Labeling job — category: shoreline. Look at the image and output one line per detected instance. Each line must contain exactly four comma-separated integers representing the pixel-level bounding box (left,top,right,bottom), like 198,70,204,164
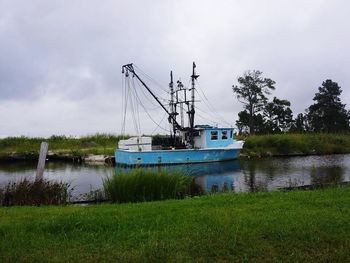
2,133,350,164
1,151,350,165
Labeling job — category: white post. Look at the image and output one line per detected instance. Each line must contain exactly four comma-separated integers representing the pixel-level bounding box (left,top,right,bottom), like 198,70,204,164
36,142,48,181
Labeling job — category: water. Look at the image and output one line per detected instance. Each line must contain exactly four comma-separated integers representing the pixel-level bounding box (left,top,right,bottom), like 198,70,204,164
1,154,350,200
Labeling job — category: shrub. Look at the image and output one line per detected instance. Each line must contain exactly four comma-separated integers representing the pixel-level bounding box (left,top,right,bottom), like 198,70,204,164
0,178,70,206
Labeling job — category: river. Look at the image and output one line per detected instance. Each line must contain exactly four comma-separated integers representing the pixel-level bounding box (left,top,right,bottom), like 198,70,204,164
1,154,349,200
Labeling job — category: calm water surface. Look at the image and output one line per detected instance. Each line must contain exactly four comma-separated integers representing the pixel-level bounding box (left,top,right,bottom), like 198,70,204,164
1,154,350,200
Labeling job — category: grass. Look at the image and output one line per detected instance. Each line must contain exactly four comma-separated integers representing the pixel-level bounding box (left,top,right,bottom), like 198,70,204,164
0,178,70,206
2,133,350,159
0,134,127,158
0,187,349,262
242,133,350,157
103,169,201,203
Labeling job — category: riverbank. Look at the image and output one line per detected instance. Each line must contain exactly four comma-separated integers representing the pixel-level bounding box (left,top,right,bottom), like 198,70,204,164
241,133,350,157
0,134,123,163
0,186,349,262
2,133,350,162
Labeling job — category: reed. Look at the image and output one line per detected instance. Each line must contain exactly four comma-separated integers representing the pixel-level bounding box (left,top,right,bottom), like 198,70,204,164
0,178,70,206
242,133,350,157
0,133,128,157
103,169,201,203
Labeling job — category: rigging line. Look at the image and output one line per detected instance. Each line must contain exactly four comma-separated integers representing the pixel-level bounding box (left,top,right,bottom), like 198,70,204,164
131,78,170,133
194,105,217,120
134,65,170,96
195,81,232,126
185,78,191,89
128,77,140,135
133,64,170,94
128,76,142,135
195,80,225,115
132,68,170,104
151,112,168,135
194,83,232,126
194,104,233,127
134,80,165,111
133,71,172,108
195,110,219,126
194,104,227,124
135,79,160,108
121,76,130,135
120,73,125,135
131,77,141,134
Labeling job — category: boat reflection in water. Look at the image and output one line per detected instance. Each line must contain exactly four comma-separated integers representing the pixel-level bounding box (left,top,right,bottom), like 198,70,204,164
115,160,242,193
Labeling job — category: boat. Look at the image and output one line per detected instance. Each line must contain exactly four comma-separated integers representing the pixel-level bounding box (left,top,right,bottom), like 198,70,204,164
115,63,244,166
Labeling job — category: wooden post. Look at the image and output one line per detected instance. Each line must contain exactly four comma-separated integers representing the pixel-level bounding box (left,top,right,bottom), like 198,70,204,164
36,142,48,181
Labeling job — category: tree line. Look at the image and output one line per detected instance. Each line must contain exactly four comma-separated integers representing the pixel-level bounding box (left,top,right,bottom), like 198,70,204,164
232,70,350,134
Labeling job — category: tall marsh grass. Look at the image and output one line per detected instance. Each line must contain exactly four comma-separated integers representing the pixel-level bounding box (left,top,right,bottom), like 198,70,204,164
103,169,202,203
242,133,350,157
0,133,128,156
0,178,70,206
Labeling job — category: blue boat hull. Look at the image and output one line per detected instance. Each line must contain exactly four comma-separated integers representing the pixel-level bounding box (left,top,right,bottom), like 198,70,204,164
115,148,241,166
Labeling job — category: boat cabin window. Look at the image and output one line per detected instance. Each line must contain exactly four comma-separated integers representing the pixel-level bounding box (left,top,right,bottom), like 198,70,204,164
210,131,218,140
230,130,233,138
222,131,228,140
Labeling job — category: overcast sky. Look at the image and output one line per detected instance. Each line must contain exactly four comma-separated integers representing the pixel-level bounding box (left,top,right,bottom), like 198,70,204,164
0,0,349,137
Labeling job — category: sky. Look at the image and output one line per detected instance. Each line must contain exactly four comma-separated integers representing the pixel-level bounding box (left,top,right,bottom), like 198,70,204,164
0,0,349,137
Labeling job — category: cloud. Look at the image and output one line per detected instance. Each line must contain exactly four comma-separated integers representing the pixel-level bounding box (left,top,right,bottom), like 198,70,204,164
0,0,349,136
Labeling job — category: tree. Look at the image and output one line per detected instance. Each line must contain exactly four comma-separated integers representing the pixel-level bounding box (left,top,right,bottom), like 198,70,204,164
263,97,293,133
307,80,349,132
290,113,306,133
236,110,265,134
233,70,275,134
236,110,250,134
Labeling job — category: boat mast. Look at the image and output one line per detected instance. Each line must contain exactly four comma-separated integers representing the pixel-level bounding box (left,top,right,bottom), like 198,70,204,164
177,81,185,128
169,71,178,145
188,62,199,148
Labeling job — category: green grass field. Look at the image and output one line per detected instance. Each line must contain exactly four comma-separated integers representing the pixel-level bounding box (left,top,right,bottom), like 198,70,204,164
0,187,349,262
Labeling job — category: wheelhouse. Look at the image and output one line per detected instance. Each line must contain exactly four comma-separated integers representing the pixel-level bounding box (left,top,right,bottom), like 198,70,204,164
193,126,236,149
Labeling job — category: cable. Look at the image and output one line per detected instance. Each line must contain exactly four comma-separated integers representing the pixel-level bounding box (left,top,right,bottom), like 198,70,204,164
134,64,170,94
131,80,170,133
195,80,232,126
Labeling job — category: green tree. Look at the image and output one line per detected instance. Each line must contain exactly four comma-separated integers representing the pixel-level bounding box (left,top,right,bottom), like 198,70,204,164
307,80,349,132
290,113,307,133
236,111,265,134
233,70,275,134
263,97,293,133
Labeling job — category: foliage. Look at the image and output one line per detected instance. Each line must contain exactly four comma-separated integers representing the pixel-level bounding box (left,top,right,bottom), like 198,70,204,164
0,187,349,262
290,113,307,133
0,133,128,157
103,169,202,203
264,97,293,133
242,133,350,157
236,111,265,134
0,178,70,206
232,70,275,133
307,80,350,132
